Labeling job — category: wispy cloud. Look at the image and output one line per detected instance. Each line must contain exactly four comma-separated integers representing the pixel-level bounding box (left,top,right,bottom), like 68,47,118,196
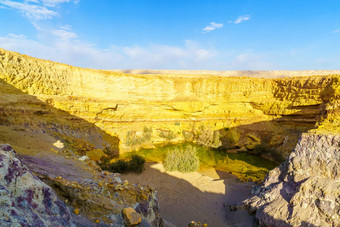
230,52,273,70
41,0,68,6
0,0,57,19
234,15,251,24
202,22,223,33
332,28,340,33
0,27,217,70
7,33,27,39
0,0,78,20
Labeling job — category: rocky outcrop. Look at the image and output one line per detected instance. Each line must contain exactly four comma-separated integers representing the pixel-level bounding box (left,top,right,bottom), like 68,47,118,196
0,144,162,226
0,144,76,226
1,48,340,161
238,133,340,226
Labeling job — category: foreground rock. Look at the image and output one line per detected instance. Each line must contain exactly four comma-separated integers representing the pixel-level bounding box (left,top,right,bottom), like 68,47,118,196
239,133,340,226
0,144,76,226
0,144,162,226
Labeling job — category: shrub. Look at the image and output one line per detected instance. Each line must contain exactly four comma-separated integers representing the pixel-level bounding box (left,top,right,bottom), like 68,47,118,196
195,125,221,148
127,154,145,173
182,130,194,141
159,130,176,141
125,127,152,147
158,130,176,142
99,154,145,174
164,145,200,172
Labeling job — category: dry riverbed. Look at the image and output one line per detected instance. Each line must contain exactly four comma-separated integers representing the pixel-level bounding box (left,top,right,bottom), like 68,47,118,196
121,162,255,227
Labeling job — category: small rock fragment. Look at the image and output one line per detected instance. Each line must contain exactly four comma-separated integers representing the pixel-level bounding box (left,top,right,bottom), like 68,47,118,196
73,208,80,215
53,140,65,149
79,156,89,162
123,207,142,226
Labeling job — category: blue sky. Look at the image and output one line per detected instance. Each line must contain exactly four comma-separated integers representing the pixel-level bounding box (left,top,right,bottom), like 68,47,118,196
0,0,339,70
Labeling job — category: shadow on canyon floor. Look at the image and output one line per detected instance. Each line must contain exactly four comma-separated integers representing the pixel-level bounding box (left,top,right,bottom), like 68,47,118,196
0,78,326,226
218,105,322,163
0,78,120,178
121,162,255,227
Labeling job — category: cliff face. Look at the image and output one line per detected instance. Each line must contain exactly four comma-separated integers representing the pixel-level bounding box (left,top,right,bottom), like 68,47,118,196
1,48,340,226
0,48,339,161
239,133,340,226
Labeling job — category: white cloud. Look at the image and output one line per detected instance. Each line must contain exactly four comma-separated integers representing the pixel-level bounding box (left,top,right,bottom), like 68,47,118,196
230,52,273,70
60,24,72,30
25,0,77,6
332,28,340,33
202,22,223,32
0,29,217,70
0,0,79,20
234,15,251,24
50,28,77,40
0,0,57,19
40,0,73,7
8,33,27,39
1,30,277,70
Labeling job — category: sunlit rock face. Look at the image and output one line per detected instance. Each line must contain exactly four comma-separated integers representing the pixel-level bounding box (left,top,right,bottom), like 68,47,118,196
0,48,339,227
240,133,340,226
1,48,340,161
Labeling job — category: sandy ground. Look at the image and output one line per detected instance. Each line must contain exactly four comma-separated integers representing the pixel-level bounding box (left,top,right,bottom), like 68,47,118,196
0,125,255,226
121,162,255,227
0,125,99,182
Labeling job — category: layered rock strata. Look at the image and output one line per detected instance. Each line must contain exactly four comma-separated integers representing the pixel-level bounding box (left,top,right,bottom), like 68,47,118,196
238,133,340,226
1,48,340,161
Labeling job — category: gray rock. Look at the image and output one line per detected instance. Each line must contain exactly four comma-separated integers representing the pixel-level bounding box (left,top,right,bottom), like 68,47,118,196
0,144,75,226
239,134,340,226
0,144,163,226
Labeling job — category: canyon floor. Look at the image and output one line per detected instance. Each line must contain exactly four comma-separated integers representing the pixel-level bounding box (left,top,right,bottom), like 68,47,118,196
121,162,255,227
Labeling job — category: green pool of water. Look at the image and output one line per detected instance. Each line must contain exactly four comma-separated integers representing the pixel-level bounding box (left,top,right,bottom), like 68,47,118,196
117,143,278,182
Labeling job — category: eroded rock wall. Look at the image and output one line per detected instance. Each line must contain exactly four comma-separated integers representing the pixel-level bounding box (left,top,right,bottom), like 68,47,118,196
1,48,339,161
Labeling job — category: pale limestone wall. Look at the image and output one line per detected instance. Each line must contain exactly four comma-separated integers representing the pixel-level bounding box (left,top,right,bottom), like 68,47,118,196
0,48,339,158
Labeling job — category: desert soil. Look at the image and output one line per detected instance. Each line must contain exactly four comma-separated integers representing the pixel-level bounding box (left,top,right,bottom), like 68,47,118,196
121,162,255,227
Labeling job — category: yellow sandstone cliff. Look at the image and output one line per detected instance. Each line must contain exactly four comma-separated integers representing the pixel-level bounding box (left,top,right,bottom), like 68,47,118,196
0,48,339,161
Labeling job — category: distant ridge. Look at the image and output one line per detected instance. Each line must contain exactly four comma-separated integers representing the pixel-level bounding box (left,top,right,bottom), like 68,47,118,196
110,69,340,78
1,48,339,78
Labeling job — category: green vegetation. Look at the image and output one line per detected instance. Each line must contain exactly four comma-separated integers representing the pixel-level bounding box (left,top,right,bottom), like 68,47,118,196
137,143,276,181
125,127,152,147
159,130,177,141
99,154,145,173
182,130,194,141
195,125,221,148
113,142,277,181
164,145,200,172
